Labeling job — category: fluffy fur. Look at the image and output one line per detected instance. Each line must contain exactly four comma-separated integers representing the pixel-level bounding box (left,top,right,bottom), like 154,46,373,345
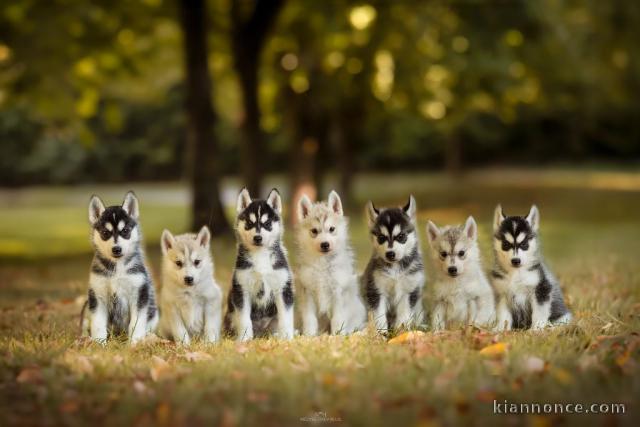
158,226,222,344
295,191,367,335
362,196,426,332
224,188,294,341
81,191,158,344
490,205,572,330
426,216,495,330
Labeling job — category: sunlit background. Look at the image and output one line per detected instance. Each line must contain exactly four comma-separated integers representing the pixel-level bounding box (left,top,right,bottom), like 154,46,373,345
0,0,638,253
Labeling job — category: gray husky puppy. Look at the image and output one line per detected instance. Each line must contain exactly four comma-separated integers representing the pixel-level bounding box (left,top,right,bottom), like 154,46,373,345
491,205,571,330
426,216,495,330
82,191,158,344
296,191,367,335
158,226,222,344
362,196,426,332
225,188,294,341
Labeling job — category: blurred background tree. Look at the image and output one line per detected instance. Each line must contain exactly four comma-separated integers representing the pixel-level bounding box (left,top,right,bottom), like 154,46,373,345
0,0,638,230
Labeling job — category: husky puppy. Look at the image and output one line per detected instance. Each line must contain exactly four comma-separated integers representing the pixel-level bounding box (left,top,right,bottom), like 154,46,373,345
491,205,572,330
362,196,426,332
82,191,158,344
426,217,495,330
158,226,222,344
295,191,367,335
225,188,294,341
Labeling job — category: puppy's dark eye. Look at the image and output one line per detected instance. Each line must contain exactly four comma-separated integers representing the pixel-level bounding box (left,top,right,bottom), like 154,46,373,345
520,241,529,251
329,226,335,233
175,261,183,268
263,220,272,229
100,230,110,240
440,251,448,258
194,260,200,267
377,235,386,245
458,250,466,258
311,228,318,236
502,241,512,251
244,222,252,230
121,227,131,238
396,232,407,243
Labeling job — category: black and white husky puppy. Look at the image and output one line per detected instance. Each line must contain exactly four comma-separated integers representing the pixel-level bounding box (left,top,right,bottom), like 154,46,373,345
426,216,495,330
158,226,222,344
491,205,572,330
362,196,426,332
81,191,158,344
225,188,294,341
295,191,367,335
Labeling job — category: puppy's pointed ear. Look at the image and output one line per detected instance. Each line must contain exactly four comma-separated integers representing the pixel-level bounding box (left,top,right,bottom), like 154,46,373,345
236,188,251,214
426,220,440,244
88,195,105,225
122,191,140,219
366,201,379,227
196,225,211,248
464,216,477,241
526,205,540,232
403,195,417,221
161,229,176,255
328,190,343,216
493,204,505,231
266,188,282,214
297,194,313,222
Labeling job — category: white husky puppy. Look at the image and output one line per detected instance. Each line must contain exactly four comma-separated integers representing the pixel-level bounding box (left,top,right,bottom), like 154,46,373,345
426,217,495,330
158,226,222,344
295,191,367,335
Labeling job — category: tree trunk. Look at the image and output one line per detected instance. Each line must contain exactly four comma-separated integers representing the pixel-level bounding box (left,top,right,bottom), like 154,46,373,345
236,53,264,196
179,0,231,235
231,0,285,196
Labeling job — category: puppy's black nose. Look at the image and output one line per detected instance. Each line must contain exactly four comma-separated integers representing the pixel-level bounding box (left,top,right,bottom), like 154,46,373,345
112,246,122,257
320,242,330,252
184,276,194,285
511,258,521,267
253,235,263,245
385,251,396,261
448,266,458,276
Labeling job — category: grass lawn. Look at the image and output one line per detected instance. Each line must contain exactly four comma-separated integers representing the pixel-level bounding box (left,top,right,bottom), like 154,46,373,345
0,169,639,426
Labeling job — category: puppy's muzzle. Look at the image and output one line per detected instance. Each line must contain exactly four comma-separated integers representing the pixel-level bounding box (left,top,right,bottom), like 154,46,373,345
253,235,263,246
447,266,458,277
320,242,331,253
112,246,123,258
511,258,521,267
184,276,194,286
385,251,396,261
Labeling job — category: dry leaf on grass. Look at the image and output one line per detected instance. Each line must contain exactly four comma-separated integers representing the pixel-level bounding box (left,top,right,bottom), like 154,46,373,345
388,331,425,344
150,356,172,382
16,366,43,384
552,368,574,385
524,356,546,373
183,351,213,362
59,399,80,414
156,402,171,426
479,342,508,357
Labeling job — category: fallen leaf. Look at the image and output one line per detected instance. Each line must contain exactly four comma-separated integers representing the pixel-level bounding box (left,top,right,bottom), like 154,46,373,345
524,356,546,373
183,351,213,362
615,350,631,369
150,356,172,382
156,402,171,426
552,368,574,385
479,342,508,357
16,367,43,384
59,400,80,414
235,344,249,354
133,380,148,396
388,331,425,344
475,388,497,402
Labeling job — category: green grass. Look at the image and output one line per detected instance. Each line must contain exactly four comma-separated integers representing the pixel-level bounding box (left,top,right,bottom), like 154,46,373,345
1,169,639,426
